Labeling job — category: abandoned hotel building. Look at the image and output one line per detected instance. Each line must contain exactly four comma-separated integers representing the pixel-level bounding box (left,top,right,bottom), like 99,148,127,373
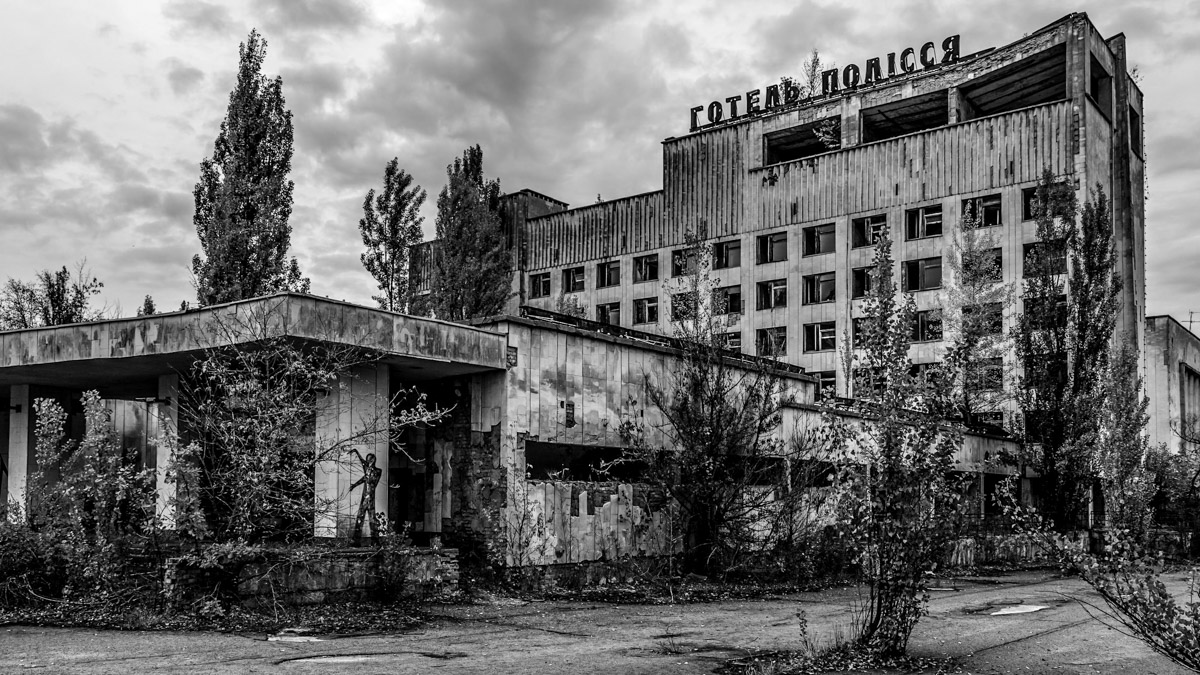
0,13,1189,581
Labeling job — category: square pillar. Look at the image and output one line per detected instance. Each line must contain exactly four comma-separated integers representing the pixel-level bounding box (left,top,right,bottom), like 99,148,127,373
155,374,179,526
6,385,30,515
314,363,390,539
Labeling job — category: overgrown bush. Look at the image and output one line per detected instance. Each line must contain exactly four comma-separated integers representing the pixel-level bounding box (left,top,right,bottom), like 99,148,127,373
0,518,66,605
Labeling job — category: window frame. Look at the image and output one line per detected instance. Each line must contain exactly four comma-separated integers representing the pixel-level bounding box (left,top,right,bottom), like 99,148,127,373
713,284,743,315
595,301,620,326
671,248,697,277
802,223,835,257
803,321,837,353
902,256,943,292
756,278,788,310
910,309,944,343
802,271,836,305
851,214,888,249
712,240,742,270
633,297,659,324
756,326,788,356
851,266,873,299
529,272,551,299
596,260,620,288
904,204,943,240
632,254,659,283
756,232,788,264
962,194,1002,229
562,266,585,293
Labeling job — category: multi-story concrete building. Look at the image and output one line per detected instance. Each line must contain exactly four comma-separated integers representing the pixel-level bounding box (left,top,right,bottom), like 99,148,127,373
1145,315,1200,452
481,13,1144,416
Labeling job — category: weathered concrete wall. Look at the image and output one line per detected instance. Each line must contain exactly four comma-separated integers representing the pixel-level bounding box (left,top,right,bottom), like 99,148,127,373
1145,316,1200,452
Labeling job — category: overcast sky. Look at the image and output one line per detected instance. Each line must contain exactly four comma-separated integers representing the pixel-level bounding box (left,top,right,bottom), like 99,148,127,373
0,0,1196,324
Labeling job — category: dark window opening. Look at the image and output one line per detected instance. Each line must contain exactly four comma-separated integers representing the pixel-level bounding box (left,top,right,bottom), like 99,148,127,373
958,44,1067,118
672,291,698,321
963,302,1004,336
910,309,943,342
903,257,942,292
1025,294,1068,331
757,326,788,356
672,248,697,277
851,267,873,299
633,254,659,282
756,232,787,264
1089,55,1113,120
860,89,949,143
596,301,620,326
530,272,551,298
634,297,658,324
962,194,1002,228
713,240,741,269
852,214,887,248
1023,241,1067,276
803,321,836,352
756,279,787,310
852,317,867,348
1130,106,1143,158
964,248,1003,284
968,357,1005,392
597,260,620,288
524,441,645,481
1022,182,1070,221
563,266,585,292
803,223,835,256
719,331,742,351
813,370,836,401
764,117,839,164
713,285,742,314
802,272,836,305
905,204,943,240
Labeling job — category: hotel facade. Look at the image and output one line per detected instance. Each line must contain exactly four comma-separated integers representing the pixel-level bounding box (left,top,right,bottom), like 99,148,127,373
481,13,1145,419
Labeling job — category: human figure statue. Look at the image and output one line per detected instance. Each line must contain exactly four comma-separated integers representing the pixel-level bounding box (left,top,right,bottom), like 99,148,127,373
348,450,382,545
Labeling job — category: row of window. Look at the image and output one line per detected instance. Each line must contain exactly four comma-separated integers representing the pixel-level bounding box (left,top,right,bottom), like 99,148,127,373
808,357,1008,400
533,239,1066,301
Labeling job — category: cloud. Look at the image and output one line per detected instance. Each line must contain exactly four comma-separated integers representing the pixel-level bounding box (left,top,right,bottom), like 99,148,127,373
165,58,205,96
254,0,369,33
0,105,51,174
162,0,238,37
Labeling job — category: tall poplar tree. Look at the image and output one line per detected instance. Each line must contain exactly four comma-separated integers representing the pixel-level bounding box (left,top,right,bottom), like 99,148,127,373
359,158,426,312
429,145,510,322
1016,170,1122,531
191,30,308,307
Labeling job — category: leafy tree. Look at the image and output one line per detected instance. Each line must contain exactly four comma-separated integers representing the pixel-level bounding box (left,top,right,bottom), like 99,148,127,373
1098,342,1154,537
943,205,1013,426
191,29,308,307
831,232,964,656
137,295,157,316
428,145,510,322
167,302,445,597
1015,171,1121,531
0,263,103,329
359,158,426,312
621,232,793,576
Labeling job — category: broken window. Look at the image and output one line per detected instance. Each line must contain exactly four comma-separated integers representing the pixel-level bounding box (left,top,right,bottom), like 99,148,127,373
802,272,836,305
633,297,658,324
802,223,835,256
529,272,551,298
910,309,943,342
903,257,942,292
596,301,620,326
851,267,873,299
763,117,839,164
596,260,620,288
962,194,1002,228
803,321,836,352
712,285,742,314
756,232,787,264
756,326,788,356
756,279,788,310
852,214,887,248
671,248,697,277
633,254,659,282
713,240,741,269
562,266,585,292
1023,241,1067,276
905,204,943,240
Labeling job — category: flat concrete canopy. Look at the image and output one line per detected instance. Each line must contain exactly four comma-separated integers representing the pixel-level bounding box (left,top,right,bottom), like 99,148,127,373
0,293,508,395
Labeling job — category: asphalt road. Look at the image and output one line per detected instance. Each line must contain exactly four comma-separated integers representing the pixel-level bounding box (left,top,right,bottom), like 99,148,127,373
0,570,1190,674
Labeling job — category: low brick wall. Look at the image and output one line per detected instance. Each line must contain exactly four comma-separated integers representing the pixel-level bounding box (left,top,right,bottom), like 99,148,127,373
165,547,459,605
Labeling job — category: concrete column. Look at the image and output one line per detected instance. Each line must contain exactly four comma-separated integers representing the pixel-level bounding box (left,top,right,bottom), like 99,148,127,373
313,363,391,539
6,385,30,514
155,374,179,526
